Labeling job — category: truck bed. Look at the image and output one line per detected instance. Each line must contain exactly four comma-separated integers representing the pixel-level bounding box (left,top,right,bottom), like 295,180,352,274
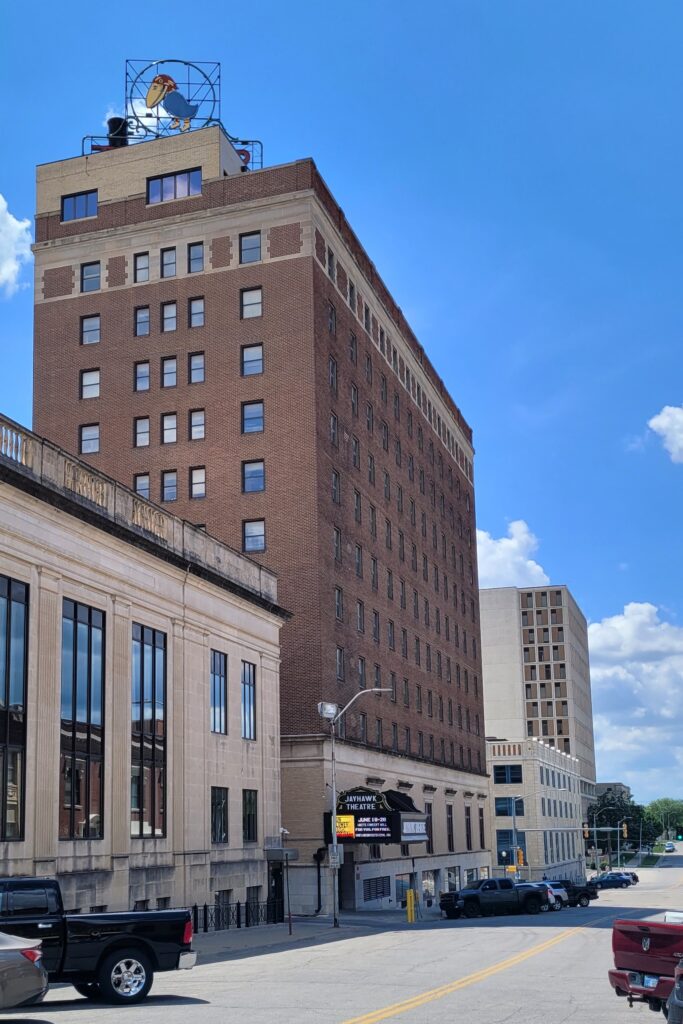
608,917,683,1012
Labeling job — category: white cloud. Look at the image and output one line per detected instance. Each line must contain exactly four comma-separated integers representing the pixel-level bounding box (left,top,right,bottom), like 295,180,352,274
648,405,683,463
476,520,550,589
0,194,31,297
589,603,683,801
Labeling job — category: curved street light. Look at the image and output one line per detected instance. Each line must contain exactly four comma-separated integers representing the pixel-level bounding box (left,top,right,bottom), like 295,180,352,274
318,689,392,927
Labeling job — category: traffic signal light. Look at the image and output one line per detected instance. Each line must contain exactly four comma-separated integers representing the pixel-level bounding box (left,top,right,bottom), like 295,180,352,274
517,847,524,866
622,822,628,839
677,831,682,841
583,823,589,839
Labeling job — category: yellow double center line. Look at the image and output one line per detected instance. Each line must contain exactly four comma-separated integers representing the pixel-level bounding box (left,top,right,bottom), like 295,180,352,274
341,923,598,1024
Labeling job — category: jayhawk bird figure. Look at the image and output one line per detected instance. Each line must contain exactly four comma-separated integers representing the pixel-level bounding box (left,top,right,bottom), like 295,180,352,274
145,74,198,132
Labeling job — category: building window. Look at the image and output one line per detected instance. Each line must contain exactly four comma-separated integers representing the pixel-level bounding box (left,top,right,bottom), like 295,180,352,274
0,576,27,840
134,473,150,499
79,423,99,454
60,599,104,840
190,409,205,440
135,307,150,337
190,466,206,498
241,288,263,319
243,460,265,493
189,352,205,383
131,623,166,837
147,168,201,204
334,527,342,562
329,357,338,394
494,797,524,817
446,804,454,852
334,587,344,621
492,764,523,784
80,369,100,399
243,519,265,552
62,189,97,221
336,646,345,680
356,600,365,634
242,789,258,842
349,332,357,363
242,401,264,434
161,470,177,502
81,315,100,345
354,544,363,576
240,232,261,264
162,413,177,444
358,656,366,689
81,262,100,293
328,302,337,335
134,417,150,447
188,242,204,273
189,297,205,327
134,362,150,392
161,357,177,388
210,650,227,735
160,247,176,279
211,786,228,843
331,470,341,504
241,344,263,376
162,302,177,332
465,806,472,851
240,661,256,740
330,413,338,446
134,252,149,283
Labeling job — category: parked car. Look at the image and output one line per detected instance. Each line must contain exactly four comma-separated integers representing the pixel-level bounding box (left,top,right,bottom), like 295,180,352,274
515,882,555,912
550,878,599,908
592,872,632,890
608,915,683,1015
0,877,196,1004
456,877,549,917
518,881,568,909
439,891,461,919
666,956,683,1022
625,871,640,885
665,842,676,853
0,931,48,1009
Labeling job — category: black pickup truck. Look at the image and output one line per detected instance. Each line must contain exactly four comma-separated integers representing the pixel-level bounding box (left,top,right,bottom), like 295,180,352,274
550,878,599,908
454,877,549,917
0,877,196,1004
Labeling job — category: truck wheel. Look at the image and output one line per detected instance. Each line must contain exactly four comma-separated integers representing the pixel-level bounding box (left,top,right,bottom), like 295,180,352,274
540,901,550,913
73,983,102,1001
445,908,461,919
463,901,479,918
578,895,589,908
525,897,541,915
97,949,153,1004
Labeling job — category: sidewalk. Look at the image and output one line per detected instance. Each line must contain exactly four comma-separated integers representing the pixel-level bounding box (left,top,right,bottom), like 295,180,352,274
193,907,443,963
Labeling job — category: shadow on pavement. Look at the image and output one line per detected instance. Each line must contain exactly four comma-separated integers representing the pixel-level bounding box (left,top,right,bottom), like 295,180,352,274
8,995,209,1015
438,904,665,930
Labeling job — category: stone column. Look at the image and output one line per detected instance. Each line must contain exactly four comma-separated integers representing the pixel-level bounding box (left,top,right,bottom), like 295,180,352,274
110,599,131,858
32,569,62,865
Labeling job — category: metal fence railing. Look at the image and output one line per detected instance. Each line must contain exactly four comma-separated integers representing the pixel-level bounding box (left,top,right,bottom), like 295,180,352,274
190,898,284,933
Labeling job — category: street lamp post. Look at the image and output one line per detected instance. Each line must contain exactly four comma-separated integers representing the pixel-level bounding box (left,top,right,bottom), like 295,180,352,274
318,689,392,927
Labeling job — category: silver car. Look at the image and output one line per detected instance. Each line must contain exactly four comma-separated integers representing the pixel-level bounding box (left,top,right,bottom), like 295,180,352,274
0,931,48,1009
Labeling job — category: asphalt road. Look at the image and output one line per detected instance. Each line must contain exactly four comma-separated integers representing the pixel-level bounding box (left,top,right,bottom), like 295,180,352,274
10,856,683,1024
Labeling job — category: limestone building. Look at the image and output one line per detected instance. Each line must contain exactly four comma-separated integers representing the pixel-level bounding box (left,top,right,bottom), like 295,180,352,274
0,415,286,912
487,738,584,881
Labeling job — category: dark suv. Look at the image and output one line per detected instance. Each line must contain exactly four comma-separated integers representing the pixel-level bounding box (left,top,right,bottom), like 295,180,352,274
549,878,599,908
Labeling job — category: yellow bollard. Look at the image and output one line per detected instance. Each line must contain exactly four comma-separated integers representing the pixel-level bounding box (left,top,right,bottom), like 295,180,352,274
406,888,415,923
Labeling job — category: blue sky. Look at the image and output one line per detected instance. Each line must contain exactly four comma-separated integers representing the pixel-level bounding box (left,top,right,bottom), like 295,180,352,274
2,1,683,802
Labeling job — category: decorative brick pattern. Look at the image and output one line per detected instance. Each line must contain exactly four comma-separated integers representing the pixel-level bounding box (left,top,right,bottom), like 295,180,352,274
42,266,75,299
268,223,303,259
210,236,232,268
315,228,326,265
106,255,127,288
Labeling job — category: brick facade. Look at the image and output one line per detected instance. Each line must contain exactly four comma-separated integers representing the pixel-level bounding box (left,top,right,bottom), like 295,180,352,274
33,131,488,902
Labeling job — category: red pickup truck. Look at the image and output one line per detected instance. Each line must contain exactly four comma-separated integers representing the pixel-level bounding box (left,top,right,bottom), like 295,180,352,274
609,918,683,1017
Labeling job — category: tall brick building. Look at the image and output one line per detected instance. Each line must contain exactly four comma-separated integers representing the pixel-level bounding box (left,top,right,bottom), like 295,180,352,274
33,125,490,910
